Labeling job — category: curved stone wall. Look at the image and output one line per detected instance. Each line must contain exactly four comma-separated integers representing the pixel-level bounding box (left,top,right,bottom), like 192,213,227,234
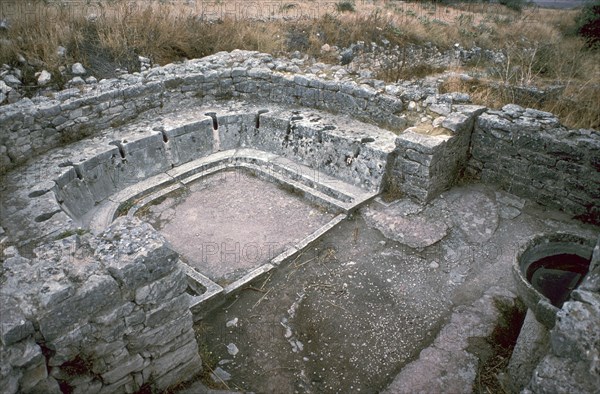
0,50,405,174
2,51,597,223
1,101,397,250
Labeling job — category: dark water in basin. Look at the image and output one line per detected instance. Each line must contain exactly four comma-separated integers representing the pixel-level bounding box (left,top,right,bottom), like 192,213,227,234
526,253,590,307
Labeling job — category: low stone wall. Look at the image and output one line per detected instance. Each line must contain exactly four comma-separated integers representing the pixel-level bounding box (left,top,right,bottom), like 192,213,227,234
468,104,600,224
0,217,201,394
0,50,405,175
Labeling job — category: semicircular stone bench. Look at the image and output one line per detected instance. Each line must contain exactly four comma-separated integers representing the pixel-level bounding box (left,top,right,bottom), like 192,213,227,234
2,102,399,244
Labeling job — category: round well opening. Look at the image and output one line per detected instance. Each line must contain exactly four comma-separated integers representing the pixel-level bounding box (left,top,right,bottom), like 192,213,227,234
525,253,589,307
514,233,594,327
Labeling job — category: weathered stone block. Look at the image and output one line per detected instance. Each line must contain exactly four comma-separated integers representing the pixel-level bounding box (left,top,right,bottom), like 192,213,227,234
165,119,214,166
441,113,469,134
247,67,271,80
404,148,432,166
96,322,128,344
20,357,48,392
124,309,146,328
293,75,310,87
101,354,144,385
37,104,61,118
180,73,205,85
477,113,517,137
134,268,187,306
126,312,193,352
352,85,375,99
55,175,96,218
144,293,189,329
143,340,199,382
146,328,195,359
544,137,581,159
98,375,133,394
38,280,75,309
527,164,560,181
551,299,600,363
555,160,587,176
46,324,95,366
101,220,179,289
74,146,121,203
231,67,247,78
235,80,258,93
0,296,35,346
334,92,358,113
153,355,201,391
527,354,600,393
396,130,447,155
92,340,126,360
116,133,171,187
218,121,243,150
400,159,426,177
39,275,120,341
104,258,149,295
5,338,44,369
26,376,62,394
299,88,319,107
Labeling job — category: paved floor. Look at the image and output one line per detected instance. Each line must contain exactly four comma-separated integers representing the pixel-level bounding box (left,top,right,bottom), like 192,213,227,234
138,169,337,285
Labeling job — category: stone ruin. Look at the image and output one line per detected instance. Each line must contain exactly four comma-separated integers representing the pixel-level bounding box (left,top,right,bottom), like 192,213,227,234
0,50,598,393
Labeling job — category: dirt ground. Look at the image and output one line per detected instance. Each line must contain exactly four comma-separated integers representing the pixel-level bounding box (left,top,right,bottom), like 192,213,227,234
194,215,452,393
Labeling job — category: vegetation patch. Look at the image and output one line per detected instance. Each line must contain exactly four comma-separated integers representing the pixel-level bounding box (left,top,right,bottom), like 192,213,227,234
193,322,234,390
57,355,98,394
55,228,88,240
59,126,95,146
336,1,356,13
116,199,136,217
575,0,600,48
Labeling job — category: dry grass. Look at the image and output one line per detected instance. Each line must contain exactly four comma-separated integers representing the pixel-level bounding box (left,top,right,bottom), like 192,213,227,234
440,25,600,131
0,0,598,128
440,75,600,130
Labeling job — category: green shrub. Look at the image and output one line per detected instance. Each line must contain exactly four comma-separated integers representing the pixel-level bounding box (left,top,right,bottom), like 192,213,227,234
575,0,600,48
336,1,356,13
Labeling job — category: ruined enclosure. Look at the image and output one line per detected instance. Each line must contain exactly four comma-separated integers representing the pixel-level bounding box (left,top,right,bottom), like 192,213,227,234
1,51,599,393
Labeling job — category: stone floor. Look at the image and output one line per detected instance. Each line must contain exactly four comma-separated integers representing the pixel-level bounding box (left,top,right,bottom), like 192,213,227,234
175,183,598,393
137,169,337,285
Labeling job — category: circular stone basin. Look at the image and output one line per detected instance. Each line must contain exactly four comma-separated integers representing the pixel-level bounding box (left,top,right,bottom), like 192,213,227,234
513,233,594,328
